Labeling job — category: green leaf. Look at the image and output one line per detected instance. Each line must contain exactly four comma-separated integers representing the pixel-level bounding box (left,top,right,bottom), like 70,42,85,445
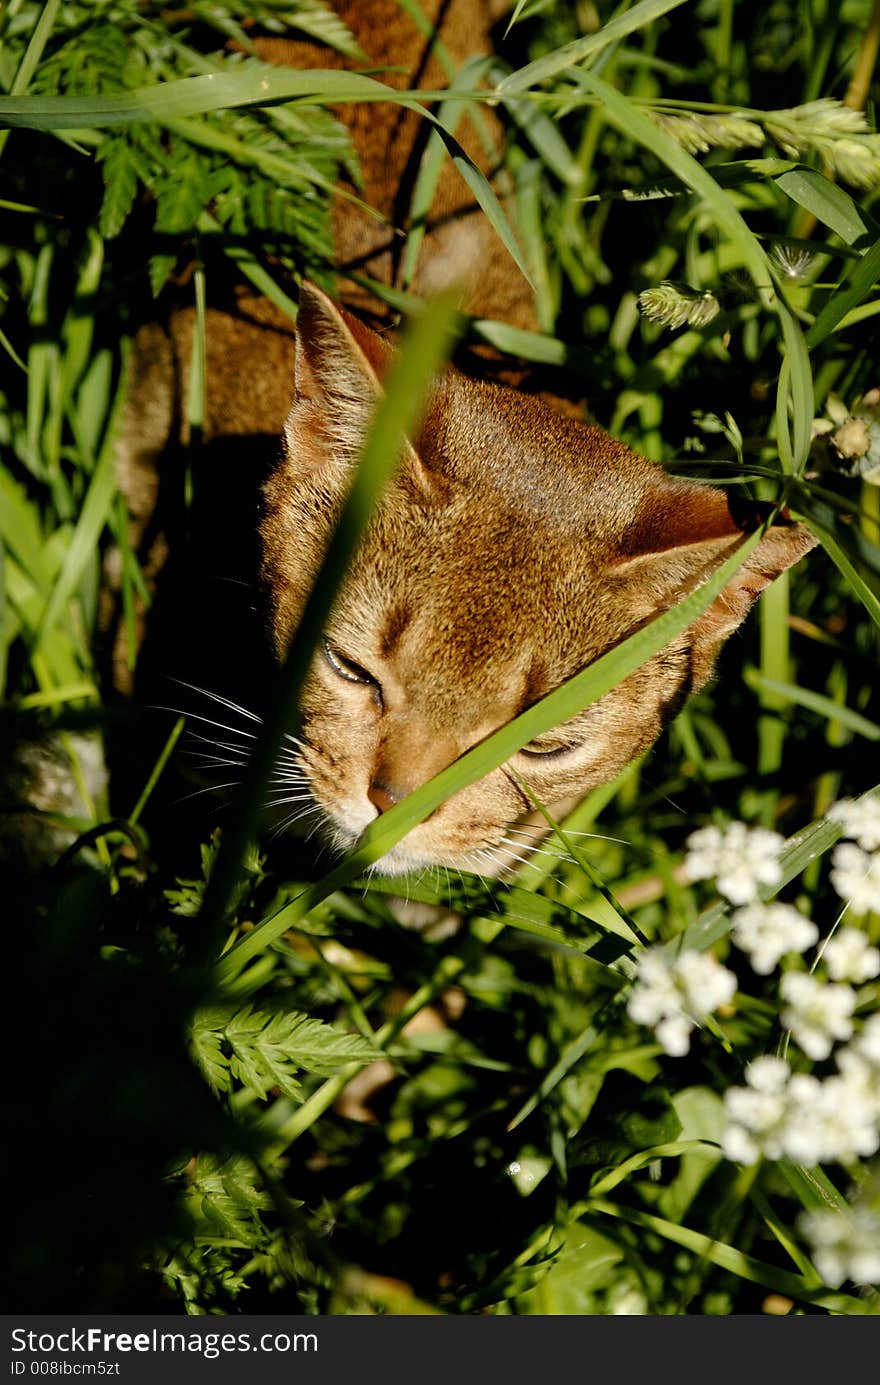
806,236,880,349
744,667,880,741
192,1004,382,1103
569,70,813,473
187,1153,271,1244
0,66,532,283
496,0,690,95
586,1198,871,1313
33,385,124,650
97,137,139,239
815,524,880,631
190,1021,231,1095
774,168,875,246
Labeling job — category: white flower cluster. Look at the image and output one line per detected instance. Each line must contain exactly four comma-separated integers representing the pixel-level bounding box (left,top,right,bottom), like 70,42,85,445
779,972,857,1060
627,947,736,1056
672,807,880,1181
828,797,880,916
684,822,784,904
799,1206,880,1288
723,1041,880,1167
730,902,817,975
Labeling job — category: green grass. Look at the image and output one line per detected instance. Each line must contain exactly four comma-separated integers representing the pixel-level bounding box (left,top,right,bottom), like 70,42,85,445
3,0,880,1315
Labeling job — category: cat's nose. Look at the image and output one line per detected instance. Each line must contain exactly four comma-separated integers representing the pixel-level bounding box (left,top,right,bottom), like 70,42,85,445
367,780,400,815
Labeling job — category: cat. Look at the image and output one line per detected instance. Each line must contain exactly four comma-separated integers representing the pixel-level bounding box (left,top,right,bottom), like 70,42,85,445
259,281,816,874
114,0,816,875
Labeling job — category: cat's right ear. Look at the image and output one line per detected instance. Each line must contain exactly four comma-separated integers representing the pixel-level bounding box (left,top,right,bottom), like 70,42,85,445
283,282,394,465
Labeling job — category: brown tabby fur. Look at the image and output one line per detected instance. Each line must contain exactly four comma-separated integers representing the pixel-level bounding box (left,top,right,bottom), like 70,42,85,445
121,1,816,873
260,284,815,872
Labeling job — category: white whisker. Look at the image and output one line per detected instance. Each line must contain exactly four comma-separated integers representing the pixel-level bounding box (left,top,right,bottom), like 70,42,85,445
168,679,264,726
157,705,259,740
183,752,251,771
174,779,242,805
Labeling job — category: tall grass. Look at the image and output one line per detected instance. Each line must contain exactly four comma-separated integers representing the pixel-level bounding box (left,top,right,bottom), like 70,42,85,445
2,0,880,1314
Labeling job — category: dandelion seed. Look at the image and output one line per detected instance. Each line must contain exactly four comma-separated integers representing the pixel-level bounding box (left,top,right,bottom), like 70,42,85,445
822,926,880,984
800,1207,880,1288
830,842,880,915
628,946,736,1056
828,797,880,851
730,901,818,974
780,972,856,1060
684,821,784,904
771,243,814,281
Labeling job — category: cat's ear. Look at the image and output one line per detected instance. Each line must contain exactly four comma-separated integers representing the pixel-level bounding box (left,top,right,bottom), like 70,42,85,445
615,480,817,647
283,281,394,463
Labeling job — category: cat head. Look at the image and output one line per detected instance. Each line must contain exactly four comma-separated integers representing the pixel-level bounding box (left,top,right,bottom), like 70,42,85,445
260,282,816,872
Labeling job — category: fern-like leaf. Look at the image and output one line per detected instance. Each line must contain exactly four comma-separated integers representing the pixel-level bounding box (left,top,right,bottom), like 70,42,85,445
190,1003,382,1101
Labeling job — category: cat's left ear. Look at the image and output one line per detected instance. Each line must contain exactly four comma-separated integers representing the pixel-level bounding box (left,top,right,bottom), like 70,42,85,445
615,479,818,646
283,281,395,464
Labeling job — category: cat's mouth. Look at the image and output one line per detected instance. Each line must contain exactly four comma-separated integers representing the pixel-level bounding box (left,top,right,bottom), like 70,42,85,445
322,813,460,875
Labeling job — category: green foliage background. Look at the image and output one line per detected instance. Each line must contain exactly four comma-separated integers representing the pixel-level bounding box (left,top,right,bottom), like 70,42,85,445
2,0,880,1314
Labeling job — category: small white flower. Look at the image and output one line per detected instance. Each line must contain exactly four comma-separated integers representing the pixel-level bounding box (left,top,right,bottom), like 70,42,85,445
722,1057,791,1164
830,842,880,915
781,1071,879,1164
822,926,880,983
836,1018,880,1120
654,1014,692,1057
674,949,738,1013
730,902,818,974
684,822,784,904
854,1013,880,1064
746,1055,792,1092
827,797,880,851
800,1207,880,1288
780,972,856,1060
606,1280,648,1315
628,946,736,1056
627,950,682,1027
723,1057,880,1166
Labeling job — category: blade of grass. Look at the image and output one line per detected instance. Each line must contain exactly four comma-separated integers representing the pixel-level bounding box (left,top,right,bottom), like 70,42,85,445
0,69,533,285
744,667,880,741
0,0,62,158
0,538,6,699
129,716,186,826
774,168,876,246
33,373,127,650
814,526,880,631
495,0,689,96
584,1198,870,1312
570,70,814,474
806,236,880,349
399,57,491,290
506,1006,612,1132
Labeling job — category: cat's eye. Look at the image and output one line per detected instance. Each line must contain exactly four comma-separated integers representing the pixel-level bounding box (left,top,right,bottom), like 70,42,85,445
519,738,580,762
322,638,377,687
